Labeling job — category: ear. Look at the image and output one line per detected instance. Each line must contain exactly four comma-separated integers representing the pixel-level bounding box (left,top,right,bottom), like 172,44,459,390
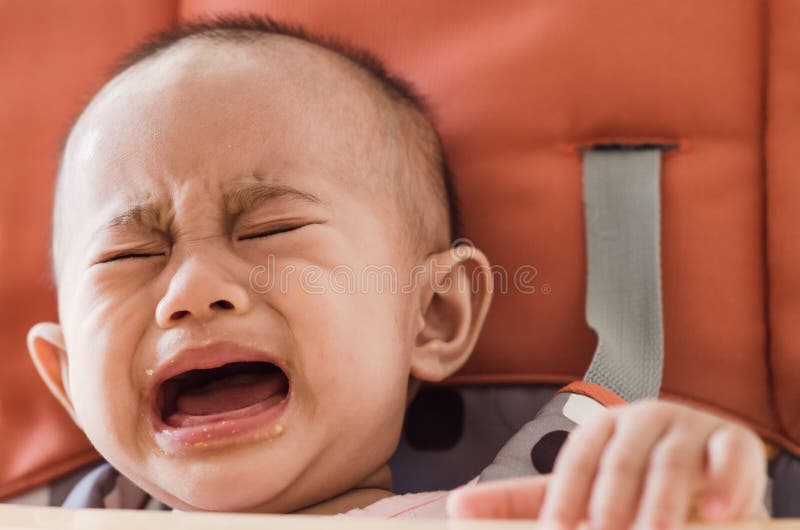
411,242,493,382
27,322,78,424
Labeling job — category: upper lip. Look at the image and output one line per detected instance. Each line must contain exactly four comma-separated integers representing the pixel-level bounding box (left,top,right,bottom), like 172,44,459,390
149,341,287,413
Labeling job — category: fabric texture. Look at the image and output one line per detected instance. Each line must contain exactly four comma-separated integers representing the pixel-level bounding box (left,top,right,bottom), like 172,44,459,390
770,451,800,517
582,148,665,402
479,382,624,483
62,463,164,511
390,385,558,493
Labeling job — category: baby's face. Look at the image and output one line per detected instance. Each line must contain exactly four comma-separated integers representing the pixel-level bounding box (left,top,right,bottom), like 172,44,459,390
51,41,433,512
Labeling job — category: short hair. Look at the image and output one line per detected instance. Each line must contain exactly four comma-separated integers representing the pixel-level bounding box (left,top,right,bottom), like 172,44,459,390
52,14,460,282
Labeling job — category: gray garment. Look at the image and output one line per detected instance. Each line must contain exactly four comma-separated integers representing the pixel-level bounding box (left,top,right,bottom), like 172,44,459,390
400,385,798,518
771,451,800,517
479,392,578,482
63,463,163,510
390,385,559,492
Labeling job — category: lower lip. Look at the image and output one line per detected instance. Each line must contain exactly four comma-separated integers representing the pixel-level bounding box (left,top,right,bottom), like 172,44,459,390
151,393,290,454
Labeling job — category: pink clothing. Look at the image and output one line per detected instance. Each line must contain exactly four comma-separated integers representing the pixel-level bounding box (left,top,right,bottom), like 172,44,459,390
343,478,478,519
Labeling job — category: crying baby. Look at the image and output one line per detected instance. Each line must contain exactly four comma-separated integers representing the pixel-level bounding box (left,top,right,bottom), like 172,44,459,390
27,17,492,514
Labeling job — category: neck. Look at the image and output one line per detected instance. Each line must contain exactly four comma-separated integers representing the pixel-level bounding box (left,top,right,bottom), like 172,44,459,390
293,465,394,515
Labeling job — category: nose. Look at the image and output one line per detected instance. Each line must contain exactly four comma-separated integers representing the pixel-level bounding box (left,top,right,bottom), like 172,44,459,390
156,257,251,328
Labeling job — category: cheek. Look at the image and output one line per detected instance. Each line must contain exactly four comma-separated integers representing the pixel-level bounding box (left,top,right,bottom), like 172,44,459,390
279,267,413,431
66,275,154,461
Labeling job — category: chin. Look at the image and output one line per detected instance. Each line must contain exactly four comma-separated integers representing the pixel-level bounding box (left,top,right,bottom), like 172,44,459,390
142,446,309,513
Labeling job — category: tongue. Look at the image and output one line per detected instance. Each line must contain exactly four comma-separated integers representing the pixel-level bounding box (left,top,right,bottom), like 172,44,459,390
176,372,287,416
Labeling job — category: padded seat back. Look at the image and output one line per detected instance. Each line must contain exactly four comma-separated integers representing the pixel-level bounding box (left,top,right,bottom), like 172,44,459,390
2,0,799,499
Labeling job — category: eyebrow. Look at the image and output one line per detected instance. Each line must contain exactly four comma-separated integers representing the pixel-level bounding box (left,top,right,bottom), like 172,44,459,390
99,202,167,236
222,182,321,217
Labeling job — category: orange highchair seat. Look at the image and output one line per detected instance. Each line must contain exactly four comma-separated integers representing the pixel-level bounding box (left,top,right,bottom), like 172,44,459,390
1,0,799,500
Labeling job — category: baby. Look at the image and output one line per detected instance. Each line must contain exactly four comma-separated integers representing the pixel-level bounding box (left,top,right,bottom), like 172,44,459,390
27,15,768,526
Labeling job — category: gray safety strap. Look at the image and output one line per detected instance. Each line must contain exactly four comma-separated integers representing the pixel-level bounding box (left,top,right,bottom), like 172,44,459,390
478,147,669,483
582,147,665,402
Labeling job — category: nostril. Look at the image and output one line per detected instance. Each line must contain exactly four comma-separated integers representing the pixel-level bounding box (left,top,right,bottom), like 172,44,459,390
211,299,235,310
170,310,190,321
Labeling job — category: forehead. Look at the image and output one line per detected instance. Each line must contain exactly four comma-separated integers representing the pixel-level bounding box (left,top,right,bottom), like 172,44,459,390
60,36,399,221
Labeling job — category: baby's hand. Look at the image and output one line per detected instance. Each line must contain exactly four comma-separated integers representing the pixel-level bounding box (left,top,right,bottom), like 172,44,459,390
448,400,769,529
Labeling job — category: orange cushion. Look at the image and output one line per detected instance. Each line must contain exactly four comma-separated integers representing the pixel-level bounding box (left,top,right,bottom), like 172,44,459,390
2,0,800,499
766,0,800,447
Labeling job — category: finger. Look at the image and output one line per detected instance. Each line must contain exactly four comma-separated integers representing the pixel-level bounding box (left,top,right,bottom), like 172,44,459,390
699,425,767,521
539,410,616,530
446,476,549,519
634,426,709,530
587,402,672,530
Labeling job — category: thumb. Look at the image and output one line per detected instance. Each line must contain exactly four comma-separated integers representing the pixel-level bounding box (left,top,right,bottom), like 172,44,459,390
447,476,549,519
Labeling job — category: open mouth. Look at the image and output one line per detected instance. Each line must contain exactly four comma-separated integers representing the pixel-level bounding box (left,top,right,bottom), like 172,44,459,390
157,361,290,429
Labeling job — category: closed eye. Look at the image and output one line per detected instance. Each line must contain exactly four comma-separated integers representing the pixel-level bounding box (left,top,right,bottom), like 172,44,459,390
239,224,307,241
98,252,166,264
